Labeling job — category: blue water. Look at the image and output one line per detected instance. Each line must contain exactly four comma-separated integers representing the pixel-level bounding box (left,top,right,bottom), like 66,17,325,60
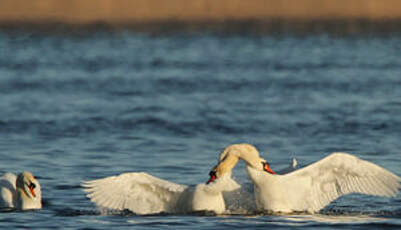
0,31,400,229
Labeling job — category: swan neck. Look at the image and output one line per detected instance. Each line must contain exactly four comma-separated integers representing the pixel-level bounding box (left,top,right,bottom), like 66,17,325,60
237,150,261,169
216,154,239,176
16,188,31,208
246,165,274,184
16,187,41,209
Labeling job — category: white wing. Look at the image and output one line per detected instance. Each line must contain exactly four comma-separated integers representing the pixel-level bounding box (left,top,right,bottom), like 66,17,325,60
0,173,17,208
283,152,401,212
82,172,187,214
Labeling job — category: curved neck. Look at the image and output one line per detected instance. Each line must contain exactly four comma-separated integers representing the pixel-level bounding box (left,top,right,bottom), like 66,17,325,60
235,150,262,170
245,164,273,184
16,188,41,210
215,154,239,176
217,146,262,173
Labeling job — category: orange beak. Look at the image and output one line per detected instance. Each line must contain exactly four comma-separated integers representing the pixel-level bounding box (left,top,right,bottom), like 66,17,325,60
263,163,276,174
29,185,36,197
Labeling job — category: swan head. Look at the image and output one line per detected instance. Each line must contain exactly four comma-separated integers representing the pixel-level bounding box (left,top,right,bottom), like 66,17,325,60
207,144,275,184
16,171,40,199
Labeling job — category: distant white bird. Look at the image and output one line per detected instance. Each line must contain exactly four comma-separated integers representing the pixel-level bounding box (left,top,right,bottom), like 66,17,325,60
82,170,240,215
0,171,42,210
208,144,401,213
276,157,298,175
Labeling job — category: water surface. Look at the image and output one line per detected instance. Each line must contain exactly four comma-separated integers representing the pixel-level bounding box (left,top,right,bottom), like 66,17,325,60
0,31,400,229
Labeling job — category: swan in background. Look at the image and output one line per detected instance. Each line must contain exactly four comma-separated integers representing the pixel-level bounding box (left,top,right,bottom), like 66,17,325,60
277,157,298,175
0,171,42,210
208,144,401,213
82,169,240,215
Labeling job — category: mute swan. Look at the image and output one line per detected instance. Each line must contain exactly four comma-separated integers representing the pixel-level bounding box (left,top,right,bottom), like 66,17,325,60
208,144,401,213
82,170,240,215
0,171,42,210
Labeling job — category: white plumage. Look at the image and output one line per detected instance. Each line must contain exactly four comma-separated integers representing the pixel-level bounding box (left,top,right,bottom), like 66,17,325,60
216,144,401,213
82,172,240,215
0,171,42,210
279,152,400,212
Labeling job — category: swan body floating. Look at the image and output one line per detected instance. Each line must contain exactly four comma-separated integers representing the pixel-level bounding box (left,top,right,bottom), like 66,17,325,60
0,171,42,210
209,144,401,213
82,171,240,215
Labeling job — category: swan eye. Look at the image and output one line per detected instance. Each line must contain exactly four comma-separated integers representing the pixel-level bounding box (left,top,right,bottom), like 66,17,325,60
29,182,36,189
206,171,217,184
26,182,37,197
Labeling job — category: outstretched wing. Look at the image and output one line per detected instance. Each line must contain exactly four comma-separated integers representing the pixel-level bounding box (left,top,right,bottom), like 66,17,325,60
283,152,401,212
82,172,187,214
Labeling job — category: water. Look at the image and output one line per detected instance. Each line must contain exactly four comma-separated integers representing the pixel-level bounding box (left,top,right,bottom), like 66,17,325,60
0,30,400,229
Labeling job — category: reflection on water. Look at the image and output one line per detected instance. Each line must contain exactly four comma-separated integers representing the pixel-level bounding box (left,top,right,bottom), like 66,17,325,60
280,214,387,225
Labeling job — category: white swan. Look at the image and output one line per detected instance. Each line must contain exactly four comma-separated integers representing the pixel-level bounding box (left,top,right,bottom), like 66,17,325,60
82,169,240,215
0,171,42,210
209,144,401,213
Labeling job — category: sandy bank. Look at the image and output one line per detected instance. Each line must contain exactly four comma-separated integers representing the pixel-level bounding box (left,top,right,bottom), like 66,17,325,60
1,0,400,33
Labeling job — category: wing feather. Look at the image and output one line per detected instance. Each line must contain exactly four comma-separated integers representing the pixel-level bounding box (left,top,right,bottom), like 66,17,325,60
82,172,187,214
283,152,401,212
0,173,17,208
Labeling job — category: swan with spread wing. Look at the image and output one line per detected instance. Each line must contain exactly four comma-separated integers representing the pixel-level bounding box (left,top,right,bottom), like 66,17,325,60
82,167,240,215
208,144,401,213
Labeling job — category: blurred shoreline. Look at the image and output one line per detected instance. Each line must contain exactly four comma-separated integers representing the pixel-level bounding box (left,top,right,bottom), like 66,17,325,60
1,0,401,34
